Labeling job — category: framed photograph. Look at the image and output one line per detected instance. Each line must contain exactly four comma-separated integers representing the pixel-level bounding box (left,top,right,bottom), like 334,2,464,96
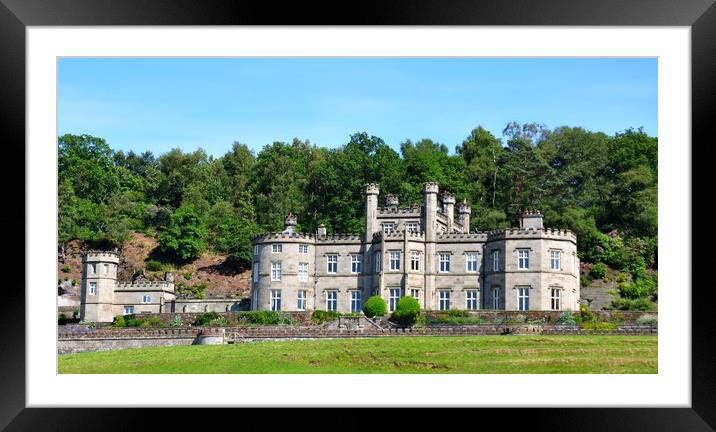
5,0,711,430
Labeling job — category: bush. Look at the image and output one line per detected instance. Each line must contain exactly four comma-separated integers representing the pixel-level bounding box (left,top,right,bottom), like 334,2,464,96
580,275,593,287
311,310,341,325
61,264,71,273
72,308,79,318
579,305,597,323
611,297,657,311
193,312,221,326
590,263,608,280
112,315,126,328
169,315,184,327
183,272,192,280
139,315,165,327
237,310,291,325
58,313,68,325
391,296,421,326
618,275,657,299
145,260,164,271
363,296,387,318
636,314,658,326
446,309,470,318
581,321,617,331
555,310,577,326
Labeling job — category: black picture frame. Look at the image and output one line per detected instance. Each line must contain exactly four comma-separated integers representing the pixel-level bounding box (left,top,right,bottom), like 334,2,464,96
3,0,711,430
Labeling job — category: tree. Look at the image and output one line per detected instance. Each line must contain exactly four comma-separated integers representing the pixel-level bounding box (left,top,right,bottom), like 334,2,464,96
58,134,120,203
206,200,258,264
157,204,208,260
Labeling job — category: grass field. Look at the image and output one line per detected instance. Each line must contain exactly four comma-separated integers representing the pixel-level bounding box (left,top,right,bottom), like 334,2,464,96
58,336,657,374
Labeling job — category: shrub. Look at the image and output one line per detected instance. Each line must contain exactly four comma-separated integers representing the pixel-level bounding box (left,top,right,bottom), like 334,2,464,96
581,321,617,331
193,312,221,326
124,317,141,327
238,310,291,325
363,296,387,318
139,315,165,327
169,315,183,327
590,263,608,280
616,272,629,283
579,305,597,323
145,260,164,272
391,296,421,326
555,310,577,326
636,314,658,326
61,264,71,273
183,272,192,280
112,315,126,328
72,308,79,318
580,275,593,287
58,313,68,325
618,275,657,299
311,310,341,325
611,297,657,311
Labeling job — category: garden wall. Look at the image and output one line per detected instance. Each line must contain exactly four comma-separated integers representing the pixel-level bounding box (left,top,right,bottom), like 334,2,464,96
58,322,656,354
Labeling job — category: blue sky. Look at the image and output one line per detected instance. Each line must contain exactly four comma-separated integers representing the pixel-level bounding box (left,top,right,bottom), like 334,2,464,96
58,58,657,158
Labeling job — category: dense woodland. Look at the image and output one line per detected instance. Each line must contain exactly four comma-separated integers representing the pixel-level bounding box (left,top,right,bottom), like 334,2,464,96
58,122,658,308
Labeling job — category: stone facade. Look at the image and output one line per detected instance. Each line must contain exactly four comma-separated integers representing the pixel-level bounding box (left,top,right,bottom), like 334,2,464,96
251,182,579,313
79,250,177,323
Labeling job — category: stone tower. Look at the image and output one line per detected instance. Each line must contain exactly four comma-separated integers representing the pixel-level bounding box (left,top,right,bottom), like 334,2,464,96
79,250,120,323
422,182,439,309
458,200,471,233
442,191,455,232
364,183,380,242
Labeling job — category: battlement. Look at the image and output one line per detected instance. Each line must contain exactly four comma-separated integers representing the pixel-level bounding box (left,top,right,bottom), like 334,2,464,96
373,231,426,241
251,232,316,243
437,232,488,242
485,227,577,242
377,206,422,216
364,183,380,195
116,281,175,291
83,250,120,262
315,233,363,243
441,191,456,204
422,181,439,193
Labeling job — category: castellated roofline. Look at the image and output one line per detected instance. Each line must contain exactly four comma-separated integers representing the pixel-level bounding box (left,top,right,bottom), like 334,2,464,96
422,181,439,193
441,190,456,203
363,183,380,195
116,281,175,291
83,250,120,262
484,227,577,242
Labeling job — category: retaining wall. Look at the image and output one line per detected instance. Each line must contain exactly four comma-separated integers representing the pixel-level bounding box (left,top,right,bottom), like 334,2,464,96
58,323,656,354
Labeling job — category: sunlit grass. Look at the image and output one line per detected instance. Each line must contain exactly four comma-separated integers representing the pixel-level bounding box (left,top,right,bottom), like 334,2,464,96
58,335,657,374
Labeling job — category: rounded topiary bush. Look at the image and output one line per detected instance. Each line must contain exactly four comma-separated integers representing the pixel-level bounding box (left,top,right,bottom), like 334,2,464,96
363,295,387,318
391,296,421,326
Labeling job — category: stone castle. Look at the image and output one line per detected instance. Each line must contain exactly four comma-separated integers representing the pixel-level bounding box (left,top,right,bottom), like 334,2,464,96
80,181,578,322
251,182,579,314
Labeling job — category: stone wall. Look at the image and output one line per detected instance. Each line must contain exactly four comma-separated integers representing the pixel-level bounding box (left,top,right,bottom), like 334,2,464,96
58,321,656,354
420,309,656,324
58,327,225,354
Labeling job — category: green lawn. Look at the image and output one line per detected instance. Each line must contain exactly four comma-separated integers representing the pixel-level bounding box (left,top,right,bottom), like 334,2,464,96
58,336,657,374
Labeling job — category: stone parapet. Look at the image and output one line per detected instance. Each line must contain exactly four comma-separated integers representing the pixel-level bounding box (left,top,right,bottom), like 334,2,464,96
377,207,422,216
83,250,120,262
252,232,316,243
116,281,174,290
486,227,577,242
